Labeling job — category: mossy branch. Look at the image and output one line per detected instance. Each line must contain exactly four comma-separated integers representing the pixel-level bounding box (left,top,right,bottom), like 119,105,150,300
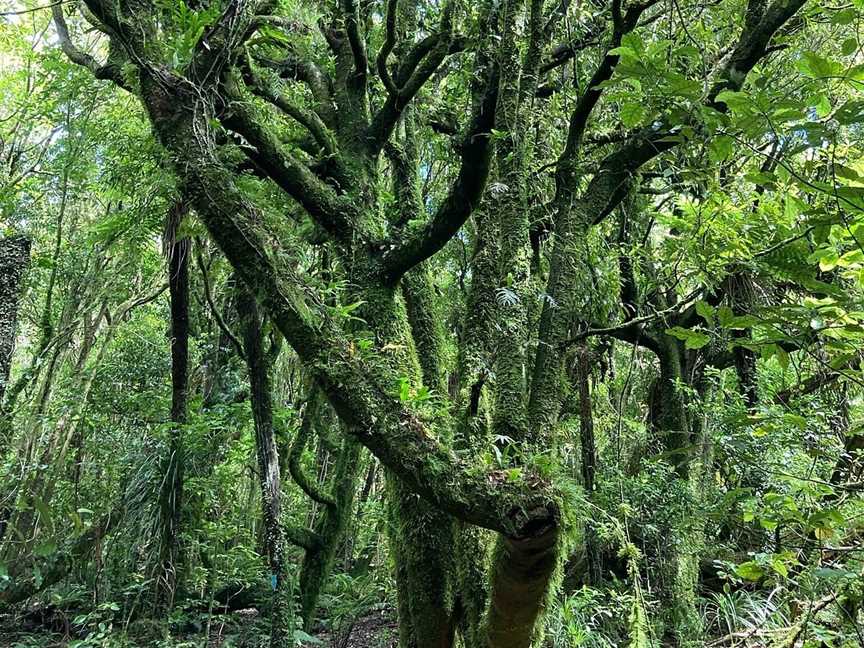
287,391,337,509
283,523,323,551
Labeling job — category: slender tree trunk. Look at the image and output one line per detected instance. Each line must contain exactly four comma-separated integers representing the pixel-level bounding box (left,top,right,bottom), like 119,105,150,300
575,346,602,586
0,236,30,545
236,285,292,646
298,435,362,630
156,202,190,611
0,236,30,407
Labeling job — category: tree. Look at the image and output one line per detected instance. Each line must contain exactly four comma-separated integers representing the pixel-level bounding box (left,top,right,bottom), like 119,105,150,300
47,0,822,644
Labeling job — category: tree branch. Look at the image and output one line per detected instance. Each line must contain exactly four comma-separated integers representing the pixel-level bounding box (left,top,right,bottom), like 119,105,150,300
143,91,558,538
195,247,246,362
51,4,129,90
376,0,400,96
365,2,457,154
287,390,338,508
339,0,368,81
220,72,357,244
283,523,323,550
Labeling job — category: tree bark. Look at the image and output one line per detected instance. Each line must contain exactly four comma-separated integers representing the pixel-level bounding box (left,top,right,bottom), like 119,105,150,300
237,284,291,646
156,202,190,611
0,236,30,408
575,346,602,586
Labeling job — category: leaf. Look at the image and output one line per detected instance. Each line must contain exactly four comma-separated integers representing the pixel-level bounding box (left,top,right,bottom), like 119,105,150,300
813,94,831,119
771,556,789,578
709,135,734,162
608,46,638,60
294,630,323,645
715,90,749,111
717,305,734,327
797,51,841,79
695,300,715,326
841,38,858,56
665,326,711,349
776,346,790,371
34,541,57,557
832,7,857,25
620,102,647,128
735,561,765,582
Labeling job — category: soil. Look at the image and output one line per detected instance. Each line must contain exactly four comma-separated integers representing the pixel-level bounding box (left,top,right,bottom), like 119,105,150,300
310,607,397,648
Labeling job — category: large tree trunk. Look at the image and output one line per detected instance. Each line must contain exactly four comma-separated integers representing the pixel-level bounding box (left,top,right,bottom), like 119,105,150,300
237,285,291,646
0,236,30,408
156,202,190,611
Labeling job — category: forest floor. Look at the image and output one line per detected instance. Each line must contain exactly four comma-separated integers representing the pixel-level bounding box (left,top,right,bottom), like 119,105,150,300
0,606,397,648
307,607,397,648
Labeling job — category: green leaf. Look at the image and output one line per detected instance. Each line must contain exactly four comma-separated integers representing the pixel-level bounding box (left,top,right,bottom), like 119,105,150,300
841,38,858,56
709,135,734,162
695,300,715,326
715,90,749,111
34,541,57,557
770,556,789,578
717,305,734,327
832,7,857,25
665,326,711,349
776,346,789,371
797,51,841,79
608,46,638,60
620,102,647,128
813,94,831,119
735,561,765,582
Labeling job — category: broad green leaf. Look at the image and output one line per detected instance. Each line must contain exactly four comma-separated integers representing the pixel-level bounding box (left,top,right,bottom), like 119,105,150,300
620,102,647,127
735,561,765,582
665,326,711,349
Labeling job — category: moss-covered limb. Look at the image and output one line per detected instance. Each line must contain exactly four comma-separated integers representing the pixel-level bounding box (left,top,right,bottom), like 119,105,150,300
378,1,502,284
50,4,129,88
236,284,292,646
452,209,499,443
486,0,527,442
139,72,557,542
453,522,492,647
648,337,692,480
573,347,602,586
298,436,363,629
241,55,337,157
219,75,360,247
526,200,588,439
655,523,704,647
365,1,456,154
483,525,560,648
288,388,337,508
387,110,448,396
283,524,323,551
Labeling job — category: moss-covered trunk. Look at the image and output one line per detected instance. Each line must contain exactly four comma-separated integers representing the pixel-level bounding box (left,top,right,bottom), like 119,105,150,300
237,285,292,646
298,435,362,630
648,336,703,646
